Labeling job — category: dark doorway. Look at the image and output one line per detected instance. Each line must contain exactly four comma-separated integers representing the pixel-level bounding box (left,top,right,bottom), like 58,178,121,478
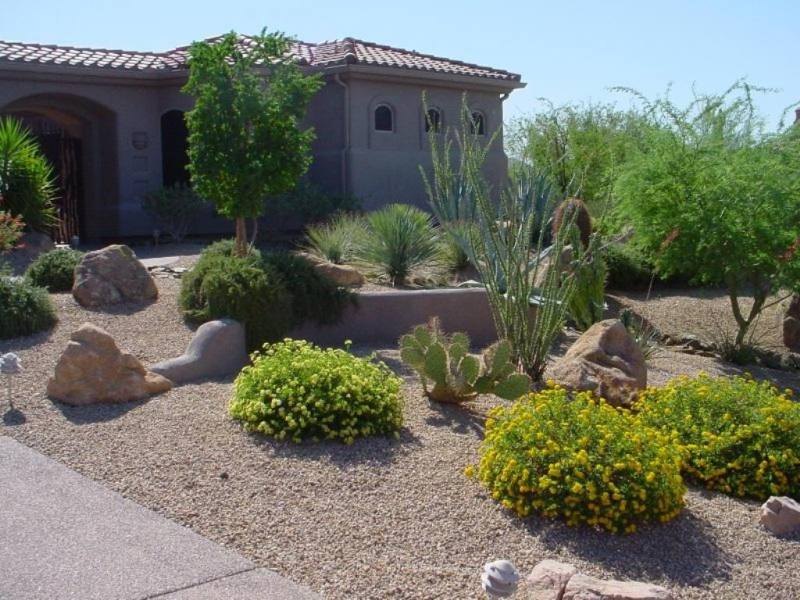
160,110,189,187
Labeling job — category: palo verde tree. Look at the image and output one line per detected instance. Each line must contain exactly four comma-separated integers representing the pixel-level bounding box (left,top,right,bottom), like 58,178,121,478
183,30,322,255
615,81,800,351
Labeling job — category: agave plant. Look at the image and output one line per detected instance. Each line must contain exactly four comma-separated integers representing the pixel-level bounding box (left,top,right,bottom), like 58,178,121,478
355,203,442,286
0,117,57,231
303,212,363,264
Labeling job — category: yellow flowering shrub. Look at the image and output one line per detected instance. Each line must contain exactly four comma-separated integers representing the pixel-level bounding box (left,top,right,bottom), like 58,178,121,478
637,374,800,499
230,339,403,444
468,386,686,533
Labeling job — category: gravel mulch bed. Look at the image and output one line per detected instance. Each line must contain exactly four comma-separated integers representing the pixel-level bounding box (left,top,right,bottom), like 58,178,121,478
2,279,799,599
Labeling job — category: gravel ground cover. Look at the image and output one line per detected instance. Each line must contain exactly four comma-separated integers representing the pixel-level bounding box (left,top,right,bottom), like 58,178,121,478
1,278,799,599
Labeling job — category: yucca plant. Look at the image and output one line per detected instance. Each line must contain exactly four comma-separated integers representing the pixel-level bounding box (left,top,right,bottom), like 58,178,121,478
0,117,57,231
303,212,363,264
355,203,442,286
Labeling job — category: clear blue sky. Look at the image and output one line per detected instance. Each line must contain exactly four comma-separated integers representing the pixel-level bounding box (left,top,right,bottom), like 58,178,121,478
3,0,798,128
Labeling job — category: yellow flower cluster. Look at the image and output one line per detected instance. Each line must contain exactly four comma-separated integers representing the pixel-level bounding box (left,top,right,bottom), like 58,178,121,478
469,386,686,534
229,339,403,444
637,374,800,500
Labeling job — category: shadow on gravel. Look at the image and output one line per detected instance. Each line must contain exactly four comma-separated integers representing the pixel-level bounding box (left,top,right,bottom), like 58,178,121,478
425,401,487,438
526,510,731,587
2,407,26,426
54,399,147,424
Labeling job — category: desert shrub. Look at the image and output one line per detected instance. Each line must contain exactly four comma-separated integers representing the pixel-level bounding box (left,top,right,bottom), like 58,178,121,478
0,211,24,252
272,181,361,223
605,244,653,290
400,318,530,403
303,212,363,264
619,308,661,361
0,117,57,231
230,339,403,444
468,386,686,533
566,249,607,331
0,277,57,339
142,183,206,242
637,374,800,499
25,248,83,292
355,203,442,286
180,246,292,350
262,252,353,328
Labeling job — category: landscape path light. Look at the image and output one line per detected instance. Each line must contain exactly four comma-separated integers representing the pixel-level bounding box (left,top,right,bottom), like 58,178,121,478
1,352,22,409
481,559,520,598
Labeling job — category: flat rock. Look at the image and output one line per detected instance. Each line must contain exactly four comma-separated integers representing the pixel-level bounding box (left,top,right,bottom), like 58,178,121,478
760,496,800,535
72,244,157,308
525,560,578,600
47,323,172,405
313,261,365,286
151,319,249,384
563,573,672,600
547,319,646,407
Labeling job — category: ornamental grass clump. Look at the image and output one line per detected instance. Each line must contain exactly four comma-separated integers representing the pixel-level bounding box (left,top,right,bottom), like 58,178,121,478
468,386,686,533
637,374,800,500
230,339,403,444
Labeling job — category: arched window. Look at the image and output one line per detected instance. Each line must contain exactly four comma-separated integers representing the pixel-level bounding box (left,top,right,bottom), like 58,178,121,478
470,111,486,136
374,104,393,132
160,110,190,186
425,108,442,133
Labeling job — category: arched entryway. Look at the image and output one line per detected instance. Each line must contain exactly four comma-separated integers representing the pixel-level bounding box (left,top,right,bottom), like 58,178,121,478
160,110,189,187
1,94,117,242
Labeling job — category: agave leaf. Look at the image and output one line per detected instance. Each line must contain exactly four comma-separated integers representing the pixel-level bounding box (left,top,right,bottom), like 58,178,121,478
493,373,531,400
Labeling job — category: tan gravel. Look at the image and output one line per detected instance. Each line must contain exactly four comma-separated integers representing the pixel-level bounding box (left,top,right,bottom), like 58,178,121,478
2,279,799,599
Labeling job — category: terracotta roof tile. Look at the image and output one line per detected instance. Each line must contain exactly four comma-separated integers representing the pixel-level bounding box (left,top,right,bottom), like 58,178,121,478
0,35,521,82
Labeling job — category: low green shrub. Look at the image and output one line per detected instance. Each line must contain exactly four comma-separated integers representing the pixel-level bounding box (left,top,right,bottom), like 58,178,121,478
604,244,653,290
0,277,57,339
25,248,83,292
303,212,362,264
270,181,362,223
637,374,800,499
230,339,403,444
0,211,24,252
468,385,686,533
566,250,607,331
400,318,530,403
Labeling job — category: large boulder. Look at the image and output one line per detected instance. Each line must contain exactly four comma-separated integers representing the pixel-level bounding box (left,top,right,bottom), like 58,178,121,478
72,245,157,308
783,294,800,351
548,319,646,407
760,496,800,536
150,319,249,385
563,574,672,600
47,323,172,405
525,560,578,600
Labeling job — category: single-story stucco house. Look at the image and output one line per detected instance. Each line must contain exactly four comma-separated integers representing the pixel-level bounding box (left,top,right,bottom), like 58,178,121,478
0,35,524,241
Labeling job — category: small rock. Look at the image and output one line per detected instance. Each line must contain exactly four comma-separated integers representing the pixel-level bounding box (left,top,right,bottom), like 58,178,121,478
760,496,800,535
481,560,520,598
150,319,249,385
72,245,158,308
47,323,172,405
525,560,577,600
313,261,365,287
563,573,672,600
547,319,647,407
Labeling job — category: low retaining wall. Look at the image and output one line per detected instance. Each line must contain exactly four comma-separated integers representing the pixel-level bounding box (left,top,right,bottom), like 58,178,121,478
290,287,497,347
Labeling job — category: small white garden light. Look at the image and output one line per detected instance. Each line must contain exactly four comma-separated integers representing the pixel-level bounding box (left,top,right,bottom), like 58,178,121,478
1,352,22,409
481,559,520,598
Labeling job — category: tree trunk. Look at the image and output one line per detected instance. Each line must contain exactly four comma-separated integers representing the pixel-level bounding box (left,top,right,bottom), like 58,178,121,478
234,217,247,257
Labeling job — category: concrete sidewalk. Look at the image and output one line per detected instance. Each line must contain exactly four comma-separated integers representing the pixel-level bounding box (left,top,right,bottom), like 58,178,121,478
0,436,320,600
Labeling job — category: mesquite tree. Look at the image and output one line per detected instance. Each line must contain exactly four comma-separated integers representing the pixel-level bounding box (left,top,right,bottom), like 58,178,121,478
183,30,322,255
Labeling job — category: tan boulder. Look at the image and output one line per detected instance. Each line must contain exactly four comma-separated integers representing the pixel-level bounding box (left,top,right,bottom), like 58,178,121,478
313,261,365,287
760,496,800,536
47,323,172,405
72,245,157,308
548,319,646,407
525,560,578,599
563,573,672,600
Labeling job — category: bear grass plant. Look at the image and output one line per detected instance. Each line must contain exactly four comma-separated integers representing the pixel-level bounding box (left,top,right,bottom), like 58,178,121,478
467,385,686,534
637,374,800,500
0,276,57,339
25,248,83,292
230,339,403,444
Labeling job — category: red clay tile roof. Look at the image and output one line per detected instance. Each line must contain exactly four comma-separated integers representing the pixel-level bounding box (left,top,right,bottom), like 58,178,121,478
0,35,521,82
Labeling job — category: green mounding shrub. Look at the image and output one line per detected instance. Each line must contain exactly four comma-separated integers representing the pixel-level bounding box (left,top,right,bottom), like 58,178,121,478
400,318,530,403
303,212,363,264
262,252,354,328
25,248,83,292
0,277,57,339
270,180,362,224
355,203,442,286
566,249,607,331
0,117,57,231
468,385,686,533
180,245,292,350
230,339,403,444
637,374,800,500
605,244,653,290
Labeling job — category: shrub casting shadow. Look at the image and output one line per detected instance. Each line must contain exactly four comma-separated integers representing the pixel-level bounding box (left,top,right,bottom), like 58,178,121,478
425,401,487,437
522,508,731,587
54,398,147,425
2,407,26,426
80,298,157,316
0,326,56,352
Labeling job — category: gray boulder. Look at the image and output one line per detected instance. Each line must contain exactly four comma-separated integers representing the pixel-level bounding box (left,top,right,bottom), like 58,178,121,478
72,245,157,308
760,496,800,536
150,319,249,384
